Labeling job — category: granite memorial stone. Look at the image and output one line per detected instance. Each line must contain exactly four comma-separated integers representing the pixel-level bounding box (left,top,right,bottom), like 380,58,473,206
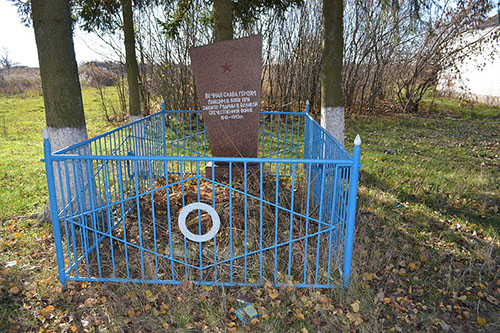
189,35,262,161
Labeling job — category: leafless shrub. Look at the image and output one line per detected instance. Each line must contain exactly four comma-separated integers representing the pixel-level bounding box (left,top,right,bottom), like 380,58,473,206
0,66,41,95
80,62,129,123
79,62,119,87
0,47,17,70
90,0,497,116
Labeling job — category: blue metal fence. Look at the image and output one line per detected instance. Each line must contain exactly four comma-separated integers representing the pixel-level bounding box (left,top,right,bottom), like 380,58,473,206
43,103,361,288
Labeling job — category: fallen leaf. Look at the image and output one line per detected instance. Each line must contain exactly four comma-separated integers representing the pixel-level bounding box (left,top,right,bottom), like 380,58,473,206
346,312,363,326
351,302,360,313
295,312,305,320
9,286,20,295
486,294,499,305
363,272,375,281
476,317,486,326
268,289,278,300
84,298,95,307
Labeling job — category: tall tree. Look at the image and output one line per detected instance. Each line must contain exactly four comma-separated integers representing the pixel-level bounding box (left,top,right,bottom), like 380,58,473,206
32,0,88,150
213,0,233,41
121,0,142,120
30,0,89,219
321,0,344,144
76,0,144,120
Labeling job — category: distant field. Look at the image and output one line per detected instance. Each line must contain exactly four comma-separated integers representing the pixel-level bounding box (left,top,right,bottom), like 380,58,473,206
1,89,499,331
0,88,123,221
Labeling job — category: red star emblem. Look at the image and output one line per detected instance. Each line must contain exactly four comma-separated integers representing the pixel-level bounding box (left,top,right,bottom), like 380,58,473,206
221,61,232,72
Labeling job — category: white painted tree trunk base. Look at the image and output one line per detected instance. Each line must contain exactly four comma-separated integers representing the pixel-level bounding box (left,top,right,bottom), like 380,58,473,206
44,126,90,221
130,115,142,122
321,106,345,145
47,126,88,152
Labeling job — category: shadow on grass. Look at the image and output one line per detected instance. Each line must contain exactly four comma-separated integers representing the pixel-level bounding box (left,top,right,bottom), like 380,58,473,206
361,166,500,233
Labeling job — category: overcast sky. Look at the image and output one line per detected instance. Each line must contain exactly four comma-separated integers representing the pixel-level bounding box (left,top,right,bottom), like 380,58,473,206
0,1,115,67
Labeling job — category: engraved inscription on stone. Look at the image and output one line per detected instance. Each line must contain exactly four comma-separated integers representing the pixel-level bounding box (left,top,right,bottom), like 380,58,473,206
189,35,262,158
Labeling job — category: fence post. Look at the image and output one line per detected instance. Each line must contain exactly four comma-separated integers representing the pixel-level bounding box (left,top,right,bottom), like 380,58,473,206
42,129,67,287
161,97,167,156
304,100,310,159
343,134,361,288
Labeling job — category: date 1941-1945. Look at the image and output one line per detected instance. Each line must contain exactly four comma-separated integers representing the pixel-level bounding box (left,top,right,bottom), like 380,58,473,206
221,114,243,120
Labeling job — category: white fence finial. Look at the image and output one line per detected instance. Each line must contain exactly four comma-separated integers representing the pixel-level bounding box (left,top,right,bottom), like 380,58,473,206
354,134,361,146
43,128,49,140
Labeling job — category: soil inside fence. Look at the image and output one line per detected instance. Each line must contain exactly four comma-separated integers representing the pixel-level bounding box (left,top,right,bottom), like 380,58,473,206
72,170,342,286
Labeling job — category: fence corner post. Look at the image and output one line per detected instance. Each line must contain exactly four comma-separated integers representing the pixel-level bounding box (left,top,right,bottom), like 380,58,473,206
343,134,362,288
43,129,67,287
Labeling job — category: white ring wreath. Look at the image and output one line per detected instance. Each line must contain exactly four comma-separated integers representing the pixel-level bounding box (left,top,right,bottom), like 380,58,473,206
178,202,220,242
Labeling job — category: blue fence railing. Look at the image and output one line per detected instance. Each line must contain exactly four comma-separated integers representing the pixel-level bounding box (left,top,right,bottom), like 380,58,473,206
43,103,361,288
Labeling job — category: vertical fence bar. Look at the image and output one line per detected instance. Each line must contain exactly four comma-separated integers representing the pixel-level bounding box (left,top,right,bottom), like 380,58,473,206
229,162,234,283
43,130,67,286
163,158,175,280
343,135,361,288
212,158,217,282
287,163,296,280
148,161,159,280
161,102,167,158
273,162,280,284
243,162,248,282
133,160,146,280
259,161,263,283
303,163,312,285
64,161,79,278
196,161,203,282
116,160,130,278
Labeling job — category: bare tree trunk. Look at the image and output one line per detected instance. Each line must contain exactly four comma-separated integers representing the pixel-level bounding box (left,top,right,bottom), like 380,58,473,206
321,0,344,145
213,0,233,42
32,0,88,218
121,0,142,121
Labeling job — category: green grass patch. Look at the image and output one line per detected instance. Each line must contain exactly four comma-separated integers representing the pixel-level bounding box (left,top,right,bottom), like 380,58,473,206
0,88,124,221
421,93,500,119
